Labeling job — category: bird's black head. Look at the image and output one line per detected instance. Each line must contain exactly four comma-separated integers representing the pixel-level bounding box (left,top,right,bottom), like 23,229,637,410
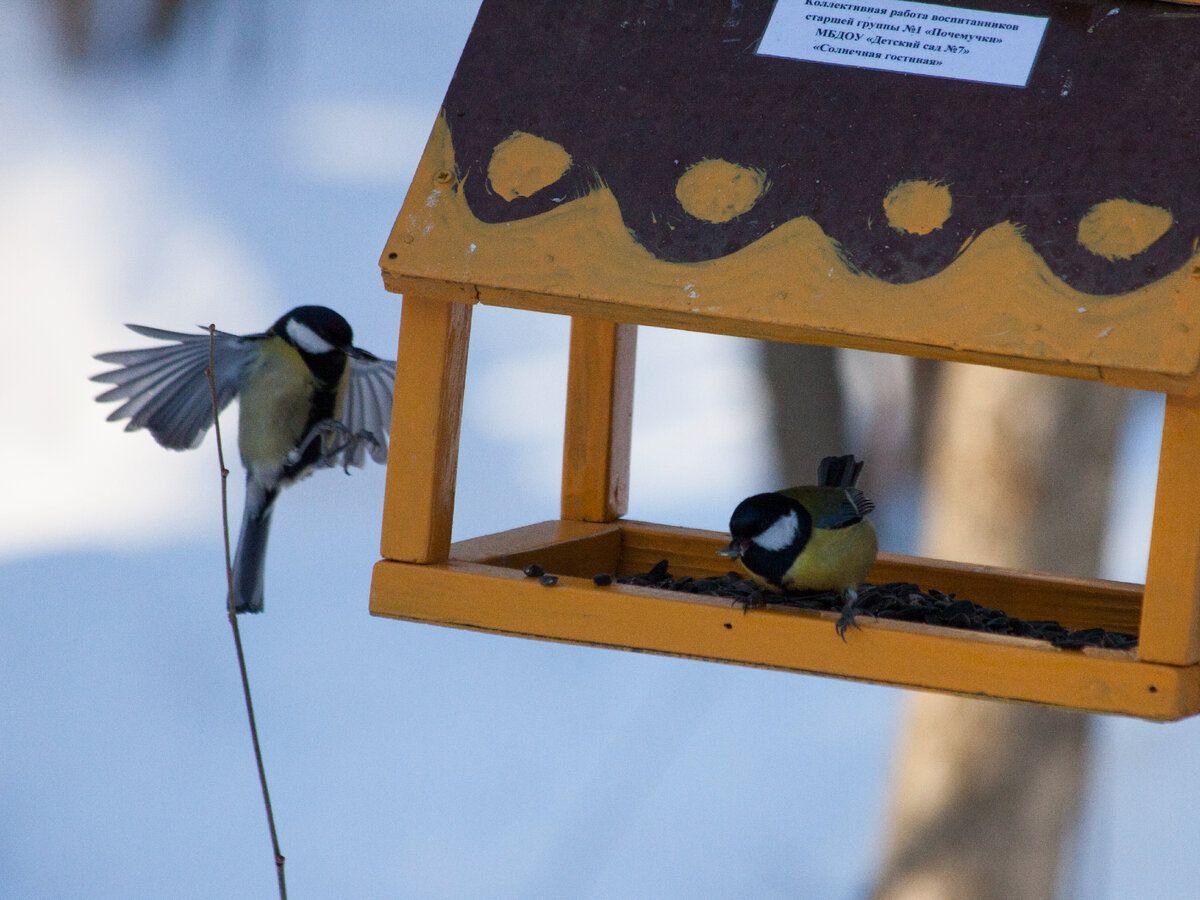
726,492,813,587
272,306,354,385
272,306,353,356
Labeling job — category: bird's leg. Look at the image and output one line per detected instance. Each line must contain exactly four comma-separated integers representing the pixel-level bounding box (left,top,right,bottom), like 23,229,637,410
332,428,383,471
288,419,381,473
287,419,345,463
835,587,862,641
732,592,768,613
318,422,381,465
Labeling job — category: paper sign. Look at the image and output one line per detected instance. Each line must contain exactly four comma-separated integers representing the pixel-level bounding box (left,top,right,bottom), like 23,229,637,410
757,0,1050,87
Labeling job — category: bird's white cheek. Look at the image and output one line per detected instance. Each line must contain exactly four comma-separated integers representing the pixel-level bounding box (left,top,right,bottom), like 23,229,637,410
754,510,799,551
286,318,335,354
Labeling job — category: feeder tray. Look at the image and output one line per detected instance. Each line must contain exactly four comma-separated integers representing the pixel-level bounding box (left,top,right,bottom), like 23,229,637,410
371,0,1200,720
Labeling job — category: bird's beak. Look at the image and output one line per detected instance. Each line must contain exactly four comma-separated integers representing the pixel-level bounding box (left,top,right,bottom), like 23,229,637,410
718,539,746,560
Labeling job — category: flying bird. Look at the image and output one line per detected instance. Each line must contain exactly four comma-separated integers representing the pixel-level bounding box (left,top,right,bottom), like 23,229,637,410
720,454,878,637
93,305,395,613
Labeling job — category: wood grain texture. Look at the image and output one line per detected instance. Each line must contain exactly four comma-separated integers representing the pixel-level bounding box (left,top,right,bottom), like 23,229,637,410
1140,393,1200,664
370,555,1199,720
561,319,636,522
453,519,623,576
379,296,472,563
449,519,616,563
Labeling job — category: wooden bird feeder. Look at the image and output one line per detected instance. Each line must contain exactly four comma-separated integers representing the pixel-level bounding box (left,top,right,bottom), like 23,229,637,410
371,0,1200,719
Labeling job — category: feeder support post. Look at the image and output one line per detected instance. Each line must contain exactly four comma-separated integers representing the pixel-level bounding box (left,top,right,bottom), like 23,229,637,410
1140,393,1200,665
380,295,472,563
561,318,637,523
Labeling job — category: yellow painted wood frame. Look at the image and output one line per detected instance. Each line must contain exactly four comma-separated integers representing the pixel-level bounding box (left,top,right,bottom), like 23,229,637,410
371,1,1200,720
382,115,1200,397
372,520,1200,720
371,286,1200,720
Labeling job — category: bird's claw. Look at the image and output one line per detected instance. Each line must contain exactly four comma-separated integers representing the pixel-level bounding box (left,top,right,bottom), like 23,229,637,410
329,429,381,473
835,588,862,641
732,593,767,614
835,608,861,641
289,420,380,472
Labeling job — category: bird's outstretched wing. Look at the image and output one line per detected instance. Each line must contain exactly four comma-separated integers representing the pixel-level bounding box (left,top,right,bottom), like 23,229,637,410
92,325,261,450
329,348,395,469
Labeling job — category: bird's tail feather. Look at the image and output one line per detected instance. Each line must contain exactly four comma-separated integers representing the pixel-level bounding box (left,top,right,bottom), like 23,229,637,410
817,454,864,488
232,482,278,614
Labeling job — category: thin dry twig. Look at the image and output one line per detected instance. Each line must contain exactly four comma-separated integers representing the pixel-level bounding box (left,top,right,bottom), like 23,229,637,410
205,325,288,899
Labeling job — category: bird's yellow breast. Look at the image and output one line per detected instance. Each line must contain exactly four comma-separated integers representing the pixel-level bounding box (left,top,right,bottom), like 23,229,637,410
778,521,878,592
237,338,318,469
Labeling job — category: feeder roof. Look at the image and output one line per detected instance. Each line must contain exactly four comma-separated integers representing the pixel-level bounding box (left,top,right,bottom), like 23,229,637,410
383,0,1200,392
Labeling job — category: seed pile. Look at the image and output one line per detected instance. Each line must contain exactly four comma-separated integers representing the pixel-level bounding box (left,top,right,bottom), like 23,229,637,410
614,559,1137,651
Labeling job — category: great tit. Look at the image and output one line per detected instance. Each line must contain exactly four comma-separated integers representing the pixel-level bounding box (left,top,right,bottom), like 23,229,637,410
720,454,878,637
93,305,395,614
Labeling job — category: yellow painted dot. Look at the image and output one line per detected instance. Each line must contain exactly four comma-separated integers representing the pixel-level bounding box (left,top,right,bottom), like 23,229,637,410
675,159,767,223
1077,199,1173,261
487,132,572,202
883,180,953,235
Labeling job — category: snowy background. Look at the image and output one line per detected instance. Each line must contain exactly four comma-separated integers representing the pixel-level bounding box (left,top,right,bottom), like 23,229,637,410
2,1,1198,897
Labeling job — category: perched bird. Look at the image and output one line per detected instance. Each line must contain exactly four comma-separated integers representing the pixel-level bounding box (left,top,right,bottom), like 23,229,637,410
93,305,395,614
720,454,878,637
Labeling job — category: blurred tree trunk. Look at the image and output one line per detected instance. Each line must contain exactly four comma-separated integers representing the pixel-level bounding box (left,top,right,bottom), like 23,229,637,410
871,364,1127,900
763,347,1127,899
53,0,91,60
761,342,845,484
50,0,192,60
761,342,915,537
